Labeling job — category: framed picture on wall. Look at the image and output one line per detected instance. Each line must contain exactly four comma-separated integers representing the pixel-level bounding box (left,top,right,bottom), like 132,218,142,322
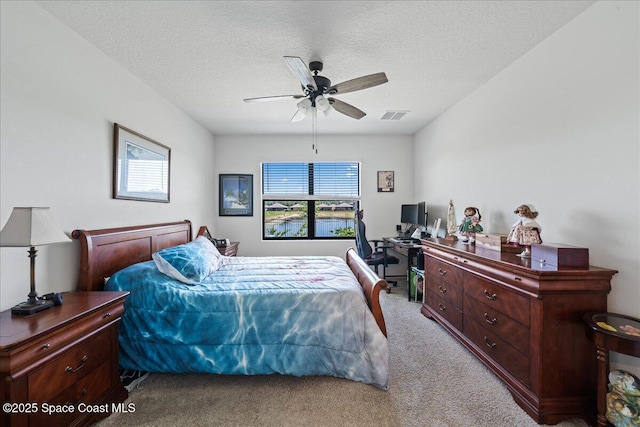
377,171,394,192
219,174,253,216
113,123,171,203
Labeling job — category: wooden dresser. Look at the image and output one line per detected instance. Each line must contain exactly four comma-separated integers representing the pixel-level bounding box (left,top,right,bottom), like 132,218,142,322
421,239,617,425
0,291,129,427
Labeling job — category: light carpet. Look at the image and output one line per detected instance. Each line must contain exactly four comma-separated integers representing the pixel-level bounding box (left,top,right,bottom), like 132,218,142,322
95,282,589,427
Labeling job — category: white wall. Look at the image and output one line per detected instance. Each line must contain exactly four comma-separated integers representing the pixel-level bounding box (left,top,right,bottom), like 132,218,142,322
0,1,216,310
213,134,413,273
414,0,639,373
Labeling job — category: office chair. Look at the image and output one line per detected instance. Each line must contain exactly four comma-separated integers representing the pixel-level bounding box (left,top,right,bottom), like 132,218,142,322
354,210,399,293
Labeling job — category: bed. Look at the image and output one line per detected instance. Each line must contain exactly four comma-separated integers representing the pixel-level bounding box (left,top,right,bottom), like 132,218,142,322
71,221,389,389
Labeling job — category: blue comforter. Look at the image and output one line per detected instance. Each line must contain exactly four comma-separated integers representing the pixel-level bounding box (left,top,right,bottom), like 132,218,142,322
105,255,389,389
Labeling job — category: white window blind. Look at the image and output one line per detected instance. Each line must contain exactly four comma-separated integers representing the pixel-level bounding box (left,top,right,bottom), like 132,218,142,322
262,162,360,200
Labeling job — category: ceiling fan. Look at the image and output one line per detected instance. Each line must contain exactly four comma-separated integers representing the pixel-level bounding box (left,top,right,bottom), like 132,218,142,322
243,56,388,121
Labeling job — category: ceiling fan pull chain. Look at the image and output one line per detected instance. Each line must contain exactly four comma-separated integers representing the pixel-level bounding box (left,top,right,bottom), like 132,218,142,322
313,107,318,154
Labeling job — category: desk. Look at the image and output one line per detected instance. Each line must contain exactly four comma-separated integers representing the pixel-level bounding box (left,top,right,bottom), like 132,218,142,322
584,312,640,427
383,237,423,301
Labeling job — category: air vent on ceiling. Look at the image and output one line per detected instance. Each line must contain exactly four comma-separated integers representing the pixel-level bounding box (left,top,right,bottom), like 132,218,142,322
380,110,409,120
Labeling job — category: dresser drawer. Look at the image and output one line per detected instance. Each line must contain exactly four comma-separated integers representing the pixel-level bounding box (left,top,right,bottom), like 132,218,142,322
425,256,463,287
426,290,463,331
425,271,463,308
464,318,530,386
464,275,530,327
464,296,530,355
28,328,111,402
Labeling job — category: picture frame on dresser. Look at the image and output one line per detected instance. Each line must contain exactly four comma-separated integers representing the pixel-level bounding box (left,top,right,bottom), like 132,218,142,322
113,123,171,203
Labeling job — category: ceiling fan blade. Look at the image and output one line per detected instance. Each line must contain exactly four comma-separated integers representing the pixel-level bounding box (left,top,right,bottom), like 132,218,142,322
284,56,317,91
328,72,388,95
328,98,366,120
243,94,305,102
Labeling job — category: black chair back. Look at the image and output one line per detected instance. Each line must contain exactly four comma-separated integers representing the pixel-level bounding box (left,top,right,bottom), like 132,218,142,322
355,210,373,259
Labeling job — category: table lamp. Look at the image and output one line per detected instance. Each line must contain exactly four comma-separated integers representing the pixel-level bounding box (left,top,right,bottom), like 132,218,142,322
0,207,71,315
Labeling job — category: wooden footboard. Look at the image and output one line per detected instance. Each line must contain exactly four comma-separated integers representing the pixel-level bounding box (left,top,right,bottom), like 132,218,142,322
346,248,388,337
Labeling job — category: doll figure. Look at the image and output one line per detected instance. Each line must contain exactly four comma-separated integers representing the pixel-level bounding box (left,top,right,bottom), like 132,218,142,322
446,199,458,240
458,207,483,243
506,204,542,258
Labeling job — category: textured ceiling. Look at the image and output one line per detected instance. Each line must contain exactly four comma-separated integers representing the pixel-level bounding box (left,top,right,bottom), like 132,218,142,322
37,1,595,136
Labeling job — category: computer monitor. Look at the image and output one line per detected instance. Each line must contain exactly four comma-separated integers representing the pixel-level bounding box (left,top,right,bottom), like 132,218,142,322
417,202,428,228
401,204,418,225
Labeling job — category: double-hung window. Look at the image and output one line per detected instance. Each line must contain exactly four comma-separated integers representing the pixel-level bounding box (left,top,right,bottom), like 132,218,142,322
262,162,360,240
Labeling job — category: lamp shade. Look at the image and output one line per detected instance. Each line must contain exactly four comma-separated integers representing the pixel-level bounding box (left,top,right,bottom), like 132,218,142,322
0,207,71,247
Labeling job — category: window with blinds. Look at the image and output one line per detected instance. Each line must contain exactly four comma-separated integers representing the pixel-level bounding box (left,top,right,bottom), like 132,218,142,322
261,162,360,239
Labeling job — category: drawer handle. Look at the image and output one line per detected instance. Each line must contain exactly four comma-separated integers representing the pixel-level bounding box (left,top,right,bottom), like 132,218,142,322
69,388,89,406
483,313,497,325
438,303,447,312
438,268,447,276
483,336,497,349
483,290,497,300
66,355,88,373
438,285,447,294
514,277,522,282
104,312,112,318
42,343,50,350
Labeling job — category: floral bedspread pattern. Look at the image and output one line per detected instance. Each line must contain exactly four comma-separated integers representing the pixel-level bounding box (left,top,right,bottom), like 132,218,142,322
105,255,389,389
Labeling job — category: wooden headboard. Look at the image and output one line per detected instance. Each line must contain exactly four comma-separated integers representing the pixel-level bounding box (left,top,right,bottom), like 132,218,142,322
71,220,192,292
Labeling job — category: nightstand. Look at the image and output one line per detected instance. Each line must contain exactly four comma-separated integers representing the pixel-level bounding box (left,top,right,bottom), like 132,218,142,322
0,291,129,427
584,312,640,427
219,242,239,256
196,226,239,256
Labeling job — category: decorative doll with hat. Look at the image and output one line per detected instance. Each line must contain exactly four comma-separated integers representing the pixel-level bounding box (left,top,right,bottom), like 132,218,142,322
506,204,542,258
458,207,483,243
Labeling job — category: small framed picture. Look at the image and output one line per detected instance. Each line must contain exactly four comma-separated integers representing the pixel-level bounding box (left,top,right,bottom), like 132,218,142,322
219,174,253,216
113,123,170,203
377,171,394,192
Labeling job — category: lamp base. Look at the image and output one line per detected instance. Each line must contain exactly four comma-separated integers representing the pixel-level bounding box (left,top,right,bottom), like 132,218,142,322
11,298,54,315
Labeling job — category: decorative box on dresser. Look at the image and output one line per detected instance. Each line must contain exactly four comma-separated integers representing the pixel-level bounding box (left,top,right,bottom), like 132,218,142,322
0,291,129,427
421,238,617,425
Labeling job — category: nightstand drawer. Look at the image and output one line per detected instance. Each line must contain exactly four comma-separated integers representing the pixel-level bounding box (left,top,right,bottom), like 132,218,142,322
5,300,124,374
28,386,77,427
28,328,111,402
76,359,112,403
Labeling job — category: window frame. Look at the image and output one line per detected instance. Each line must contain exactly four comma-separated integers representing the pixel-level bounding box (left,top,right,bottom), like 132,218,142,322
261,162,361,241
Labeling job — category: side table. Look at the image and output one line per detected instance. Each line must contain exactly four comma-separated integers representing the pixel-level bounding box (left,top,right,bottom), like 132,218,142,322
584,312,640,427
